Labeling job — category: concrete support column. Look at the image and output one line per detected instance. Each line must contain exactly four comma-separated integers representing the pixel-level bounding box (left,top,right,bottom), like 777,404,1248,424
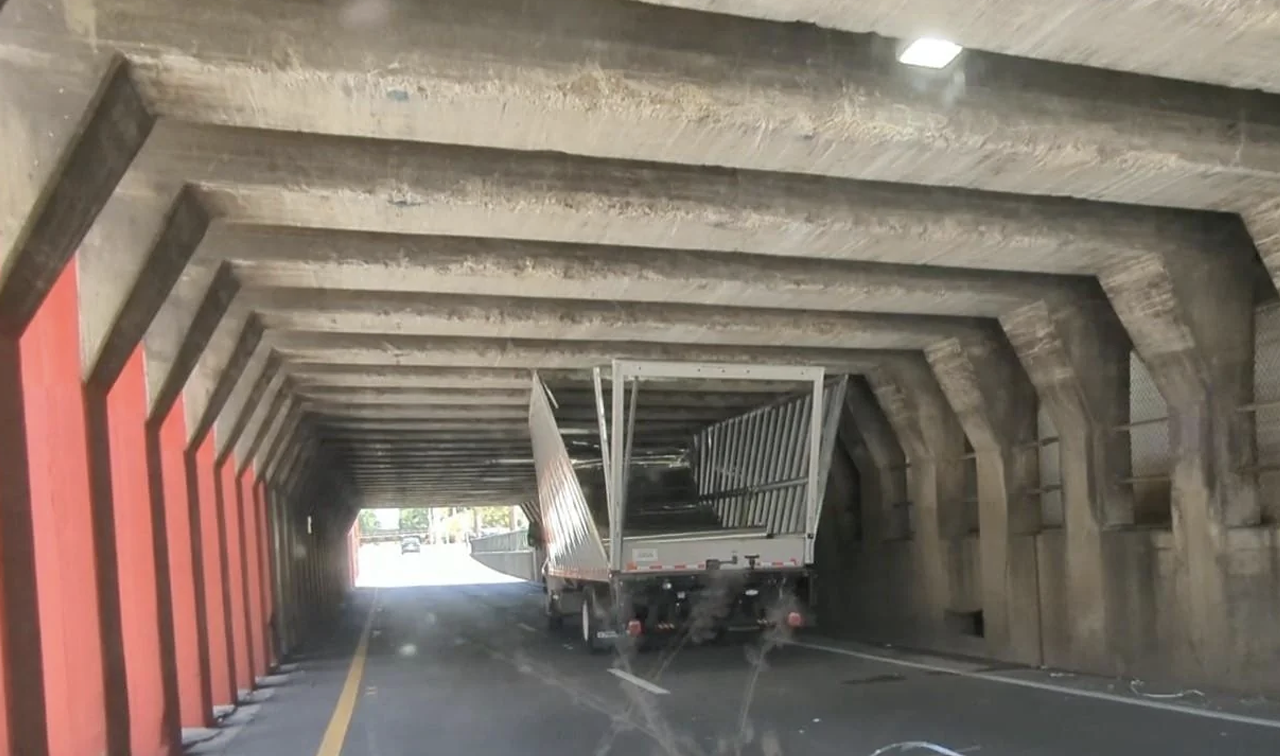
1000,297,1135,672
1098,232,1262,684
0,335,47,756
926,328,1044,666
843,377,909,543
251,478,275,669
152,404,213,728
96,347,177,756
867,355,971,644
216,462,252,696
237,470,266,680
188,438,234,707
19,264,109,756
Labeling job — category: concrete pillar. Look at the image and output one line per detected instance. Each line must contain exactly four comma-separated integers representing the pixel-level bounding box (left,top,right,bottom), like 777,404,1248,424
237,469,266,679
251,478,275,669
1000,296,1136,673
152,403,213,728
0,335,47,756
925,327,1044,666
101,347,176,756
0,52,152,331
217,462,252,695
866,355,972,646
843,377,909,543
189,438,234,707
1097,229,1262,684
19,264,109,756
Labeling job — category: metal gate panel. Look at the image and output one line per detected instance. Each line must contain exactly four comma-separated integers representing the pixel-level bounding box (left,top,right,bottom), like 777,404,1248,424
691,377,848,540
529,374,610,580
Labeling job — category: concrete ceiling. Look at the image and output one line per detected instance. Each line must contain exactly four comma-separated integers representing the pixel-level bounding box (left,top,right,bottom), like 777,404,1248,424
5,0,1280,511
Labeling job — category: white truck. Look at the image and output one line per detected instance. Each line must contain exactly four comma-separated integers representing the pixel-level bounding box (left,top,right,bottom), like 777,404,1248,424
527,360,847,651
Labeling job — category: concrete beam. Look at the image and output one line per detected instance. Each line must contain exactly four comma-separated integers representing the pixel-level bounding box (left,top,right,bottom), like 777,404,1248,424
295,386,764,409
270,333,907,371
234,371,292,475
633,0,1279,93
1,51,153,333
289,364,788,393
248,287,989,351
131,122,1227,277
17,0,1280,214
925,326,1043,665
145,261,238,420
213,346,278,464
261,402,309,484
184,311,263,446
311,404,736,423
79,187,210,387
222,226,1087,318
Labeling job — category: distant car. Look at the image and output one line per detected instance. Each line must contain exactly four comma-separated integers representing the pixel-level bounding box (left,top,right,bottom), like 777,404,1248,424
400,536,422,554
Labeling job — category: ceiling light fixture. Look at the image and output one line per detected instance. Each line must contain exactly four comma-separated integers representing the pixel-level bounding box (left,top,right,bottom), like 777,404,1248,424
898,37,963,69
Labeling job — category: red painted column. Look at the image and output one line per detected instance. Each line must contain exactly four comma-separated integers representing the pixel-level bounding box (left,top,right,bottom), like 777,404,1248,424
105,347,170,756
237,470,265,679
192,438,233,706
19,264,108,756
156,405,211,728
252,479,275,668
218,463,252,693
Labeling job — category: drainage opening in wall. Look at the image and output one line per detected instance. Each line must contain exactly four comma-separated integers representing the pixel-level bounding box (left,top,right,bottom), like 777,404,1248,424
945,609,984,638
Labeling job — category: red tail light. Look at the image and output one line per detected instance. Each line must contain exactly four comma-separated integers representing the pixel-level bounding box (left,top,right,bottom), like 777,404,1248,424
786,611,804,628
627,619,644,637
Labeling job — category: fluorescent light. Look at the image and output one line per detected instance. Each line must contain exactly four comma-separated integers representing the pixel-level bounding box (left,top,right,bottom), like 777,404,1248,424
898,37,963,69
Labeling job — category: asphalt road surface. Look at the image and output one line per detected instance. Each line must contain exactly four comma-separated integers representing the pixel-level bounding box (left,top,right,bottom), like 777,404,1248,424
219,545,1280,756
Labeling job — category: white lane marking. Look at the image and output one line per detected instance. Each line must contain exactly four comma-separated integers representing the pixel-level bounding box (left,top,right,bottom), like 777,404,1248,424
608,668,671,696
517,622,537,633
792,641,1280,731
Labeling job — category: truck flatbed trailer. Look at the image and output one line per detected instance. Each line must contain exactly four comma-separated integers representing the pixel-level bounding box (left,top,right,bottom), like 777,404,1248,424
527,359,847,651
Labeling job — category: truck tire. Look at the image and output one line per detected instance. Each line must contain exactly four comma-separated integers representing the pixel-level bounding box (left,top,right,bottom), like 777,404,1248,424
581,591,608,654
546,592,564,631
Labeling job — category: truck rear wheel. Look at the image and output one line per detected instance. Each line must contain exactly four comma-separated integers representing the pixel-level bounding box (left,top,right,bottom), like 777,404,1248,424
581,591,608,654
546,592,564,631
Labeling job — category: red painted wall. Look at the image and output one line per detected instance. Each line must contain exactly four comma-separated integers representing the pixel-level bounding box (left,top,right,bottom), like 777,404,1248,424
20,263,108,756
106,347,168,756
237,470,265,679
219,462,252,692
158,405,208,727
193,437,233,705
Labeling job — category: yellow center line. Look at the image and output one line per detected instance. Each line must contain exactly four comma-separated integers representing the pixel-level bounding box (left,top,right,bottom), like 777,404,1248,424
315,591,379,756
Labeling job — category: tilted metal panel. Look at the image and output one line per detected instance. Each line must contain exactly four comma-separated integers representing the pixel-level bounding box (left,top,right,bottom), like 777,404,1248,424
529,375,610,581
690,377,848,550
1254,303,1280,522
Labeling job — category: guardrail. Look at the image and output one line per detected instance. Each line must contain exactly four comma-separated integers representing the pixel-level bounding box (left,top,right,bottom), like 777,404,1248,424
469,528,529,553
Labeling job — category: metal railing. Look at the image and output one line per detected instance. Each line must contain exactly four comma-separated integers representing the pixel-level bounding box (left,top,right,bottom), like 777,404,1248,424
469,528,529,553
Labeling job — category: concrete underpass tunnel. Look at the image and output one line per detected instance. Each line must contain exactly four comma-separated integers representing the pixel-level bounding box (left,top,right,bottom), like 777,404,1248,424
6,0,1280,753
